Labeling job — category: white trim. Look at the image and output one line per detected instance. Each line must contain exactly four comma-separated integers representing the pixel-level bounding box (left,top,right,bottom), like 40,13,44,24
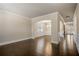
0,37,32,46
0,8,31,20
51,41,59,44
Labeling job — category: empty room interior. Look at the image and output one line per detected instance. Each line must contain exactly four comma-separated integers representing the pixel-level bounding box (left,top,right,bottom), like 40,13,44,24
0,3,79,56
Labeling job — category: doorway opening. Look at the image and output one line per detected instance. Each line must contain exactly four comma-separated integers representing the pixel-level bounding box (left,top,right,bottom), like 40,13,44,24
34,20,51,38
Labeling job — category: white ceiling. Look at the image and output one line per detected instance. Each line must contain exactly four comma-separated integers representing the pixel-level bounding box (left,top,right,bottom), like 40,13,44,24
0,3,77,22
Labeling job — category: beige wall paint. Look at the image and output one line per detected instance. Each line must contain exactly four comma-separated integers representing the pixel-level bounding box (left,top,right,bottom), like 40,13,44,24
0,9,32,44
0,9,65,45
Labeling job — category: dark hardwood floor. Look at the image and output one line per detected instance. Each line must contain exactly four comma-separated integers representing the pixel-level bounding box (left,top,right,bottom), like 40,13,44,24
59,37,78,56
0,35,78,56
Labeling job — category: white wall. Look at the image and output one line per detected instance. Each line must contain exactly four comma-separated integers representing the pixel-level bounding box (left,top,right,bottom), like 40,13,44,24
73,4,79,53
32,12,64,44
0,9,32,45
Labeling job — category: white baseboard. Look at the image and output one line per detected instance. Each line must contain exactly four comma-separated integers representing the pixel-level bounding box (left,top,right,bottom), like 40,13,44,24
0,36,59,46
0,37,32,46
